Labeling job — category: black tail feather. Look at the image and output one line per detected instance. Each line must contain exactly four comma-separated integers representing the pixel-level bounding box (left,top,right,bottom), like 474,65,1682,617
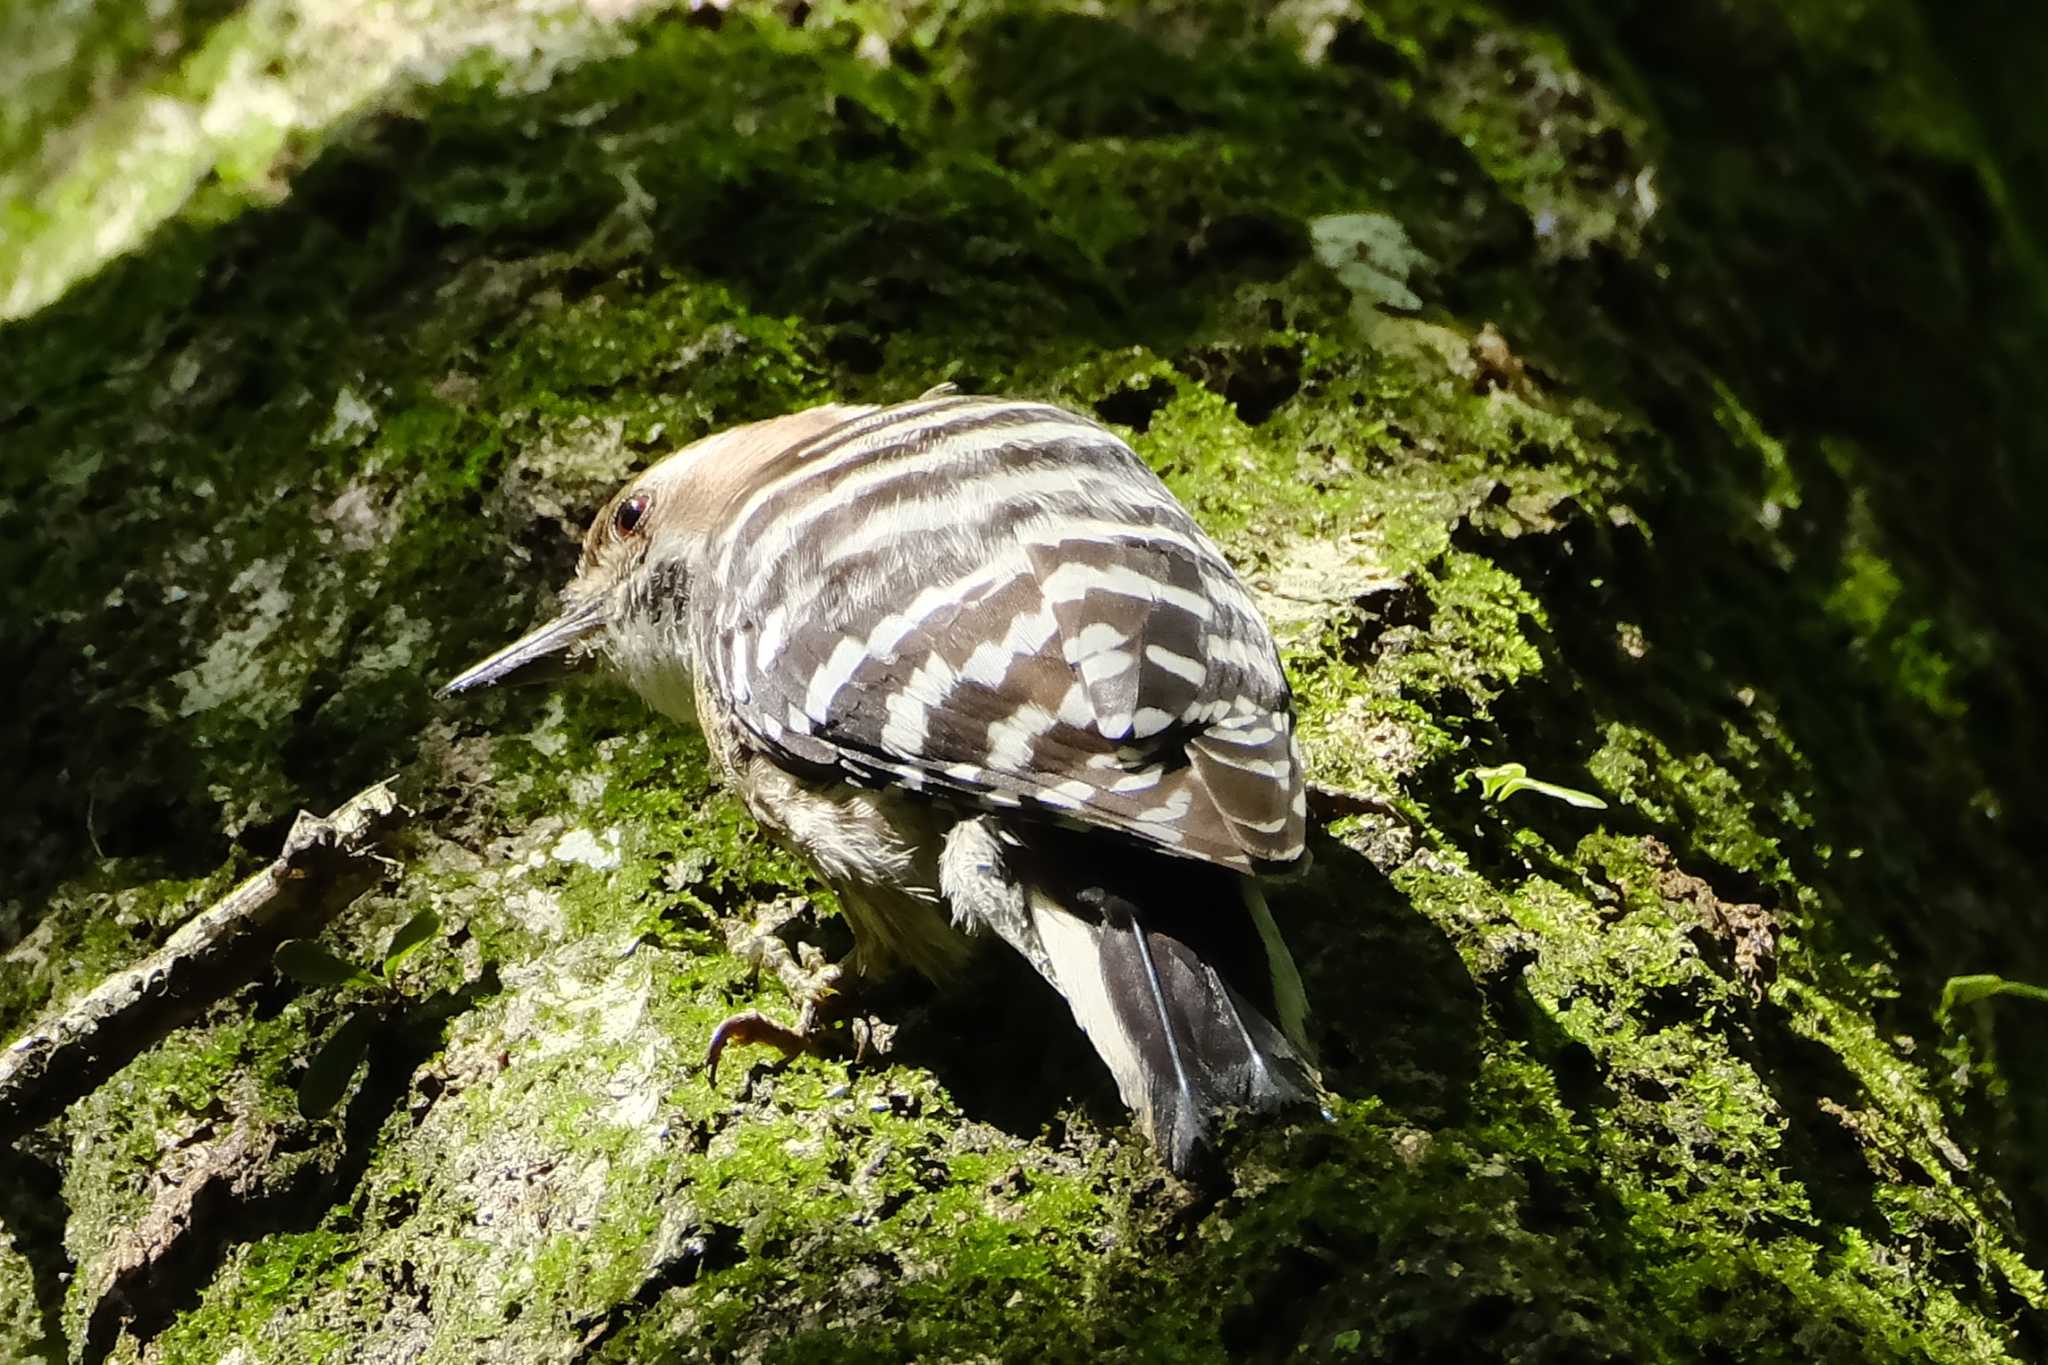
941,820,1320,1176
1088,889,1315,1174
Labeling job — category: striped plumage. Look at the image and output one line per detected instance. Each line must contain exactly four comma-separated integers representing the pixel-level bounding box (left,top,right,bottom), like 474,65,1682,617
702,393,1307,871
444,392,1320,1173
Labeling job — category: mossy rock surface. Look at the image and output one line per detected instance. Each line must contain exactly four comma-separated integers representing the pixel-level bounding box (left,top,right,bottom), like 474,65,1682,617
4,2,2047,1361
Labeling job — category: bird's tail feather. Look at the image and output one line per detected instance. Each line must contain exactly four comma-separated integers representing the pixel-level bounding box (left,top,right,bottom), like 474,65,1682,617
938,819,1320,1174
1028,879,1317,1174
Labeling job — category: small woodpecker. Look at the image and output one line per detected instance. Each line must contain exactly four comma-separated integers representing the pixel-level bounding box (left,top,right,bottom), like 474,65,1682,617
441,391,1319,1173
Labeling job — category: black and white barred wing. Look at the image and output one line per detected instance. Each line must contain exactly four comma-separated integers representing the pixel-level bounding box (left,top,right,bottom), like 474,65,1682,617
700,396,1308,872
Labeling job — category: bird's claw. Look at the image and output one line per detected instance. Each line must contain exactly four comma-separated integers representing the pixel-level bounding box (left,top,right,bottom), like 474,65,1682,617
706,900,860,1085
703,983,851,1084
704,1009,816,1085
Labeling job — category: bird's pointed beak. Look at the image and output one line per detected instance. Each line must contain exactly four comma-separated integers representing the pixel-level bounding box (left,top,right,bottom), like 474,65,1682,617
437,597,607,698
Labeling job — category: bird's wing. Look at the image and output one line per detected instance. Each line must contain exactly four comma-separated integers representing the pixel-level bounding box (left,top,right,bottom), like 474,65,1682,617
700,397,1305,872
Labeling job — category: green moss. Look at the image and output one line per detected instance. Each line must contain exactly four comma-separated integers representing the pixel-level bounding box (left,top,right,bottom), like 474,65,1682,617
147,1229,359,1365
0,861,241,1043
0,1223,43,1360
1587,724,1790,886
58,1008,311,1351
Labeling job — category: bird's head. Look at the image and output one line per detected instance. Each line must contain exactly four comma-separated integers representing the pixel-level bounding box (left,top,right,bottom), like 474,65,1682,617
437,403,871,719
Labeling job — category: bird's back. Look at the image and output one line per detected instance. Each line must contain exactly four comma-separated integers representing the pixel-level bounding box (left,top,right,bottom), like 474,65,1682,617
694,394,1309,874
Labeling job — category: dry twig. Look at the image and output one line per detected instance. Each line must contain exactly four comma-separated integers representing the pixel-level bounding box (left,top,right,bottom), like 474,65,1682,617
0,782,404,1141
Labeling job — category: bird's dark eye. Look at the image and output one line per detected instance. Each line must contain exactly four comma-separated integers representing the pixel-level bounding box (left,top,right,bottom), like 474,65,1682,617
614,493,650,537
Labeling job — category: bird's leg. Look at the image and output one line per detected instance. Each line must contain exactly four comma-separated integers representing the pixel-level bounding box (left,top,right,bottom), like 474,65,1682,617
705,902,849,1083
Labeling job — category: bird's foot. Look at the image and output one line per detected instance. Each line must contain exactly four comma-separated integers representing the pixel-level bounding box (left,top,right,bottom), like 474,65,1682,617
707,901,849,1084
705,1009,810,1083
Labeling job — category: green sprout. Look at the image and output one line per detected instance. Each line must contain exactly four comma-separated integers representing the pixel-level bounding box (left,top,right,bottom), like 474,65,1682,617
1938,973,2048,1022
1461,761,1610,810
274,909,443,1120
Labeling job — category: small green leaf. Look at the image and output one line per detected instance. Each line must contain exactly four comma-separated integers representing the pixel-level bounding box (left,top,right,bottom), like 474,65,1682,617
1465,762,1527,802
298,1011,377,1120
380,908,442,980
1940,973,2048,1020
275,940,376,989
1462,762,1610,810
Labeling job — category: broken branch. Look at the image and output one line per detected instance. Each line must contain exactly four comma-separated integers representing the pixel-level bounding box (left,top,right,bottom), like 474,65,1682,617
0,781,404,1142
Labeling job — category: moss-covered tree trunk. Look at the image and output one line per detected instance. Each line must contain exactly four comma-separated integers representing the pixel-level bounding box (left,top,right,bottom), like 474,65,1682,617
5,2,2047,1360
